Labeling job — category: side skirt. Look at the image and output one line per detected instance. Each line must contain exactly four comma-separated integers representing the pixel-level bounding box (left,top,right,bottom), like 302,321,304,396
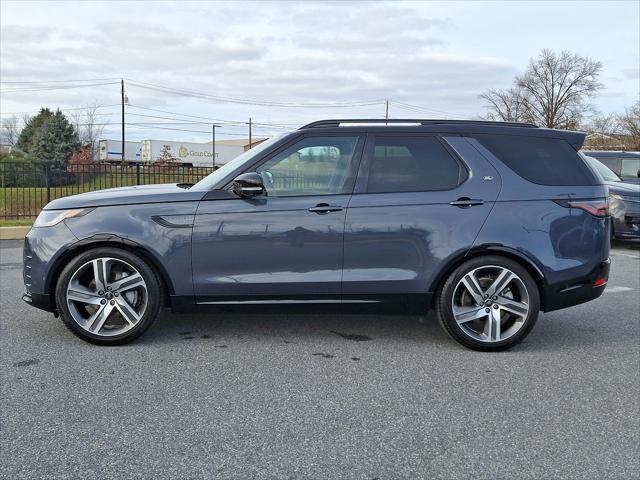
170,294,431,314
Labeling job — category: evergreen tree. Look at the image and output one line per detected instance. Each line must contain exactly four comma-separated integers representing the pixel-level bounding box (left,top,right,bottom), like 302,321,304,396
16,108,54,153
30,110,80,168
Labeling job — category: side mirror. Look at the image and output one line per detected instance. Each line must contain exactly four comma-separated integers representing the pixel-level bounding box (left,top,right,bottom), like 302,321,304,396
232,172,265,198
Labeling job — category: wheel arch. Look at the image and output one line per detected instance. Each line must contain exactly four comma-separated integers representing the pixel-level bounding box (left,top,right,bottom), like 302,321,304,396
429,245,548,310
46,235,175,308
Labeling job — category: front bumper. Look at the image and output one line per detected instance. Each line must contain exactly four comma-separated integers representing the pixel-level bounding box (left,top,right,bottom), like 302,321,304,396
611,198,640,239
542,258,611,312
22,292,55,312
22,222,78,313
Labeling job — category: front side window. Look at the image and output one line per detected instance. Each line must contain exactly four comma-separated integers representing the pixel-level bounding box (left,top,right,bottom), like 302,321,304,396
256,136,360,196
191,134,285,191
364,136,465,193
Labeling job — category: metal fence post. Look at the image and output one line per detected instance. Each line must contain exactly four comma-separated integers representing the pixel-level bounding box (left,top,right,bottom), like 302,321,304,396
44,162,51,204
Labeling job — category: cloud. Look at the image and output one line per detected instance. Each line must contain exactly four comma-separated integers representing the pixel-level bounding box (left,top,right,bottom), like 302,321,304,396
623,68,639,79
0,24,54,43
1,0,636,142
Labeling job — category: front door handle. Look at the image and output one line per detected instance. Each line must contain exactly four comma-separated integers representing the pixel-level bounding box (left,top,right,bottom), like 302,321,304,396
308,203,343,214
449,197,484,208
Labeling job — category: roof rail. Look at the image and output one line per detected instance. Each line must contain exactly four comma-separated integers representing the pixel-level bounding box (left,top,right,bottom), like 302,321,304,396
300,119,539,129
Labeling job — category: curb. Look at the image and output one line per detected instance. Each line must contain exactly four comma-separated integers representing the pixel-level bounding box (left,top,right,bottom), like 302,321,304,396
0,226,31,240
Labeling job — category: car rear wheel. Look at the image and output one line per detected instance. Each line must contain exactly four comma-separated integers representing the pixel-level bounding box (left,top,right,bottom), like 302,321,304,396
436,256,540,351
55,247,163,345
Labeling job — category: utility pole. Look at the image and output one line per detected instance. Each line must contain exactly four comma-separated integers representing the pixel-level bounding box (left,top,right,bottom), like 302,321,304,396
121,79,125,163
385,99,389,124
212,124,216,168
248,117,252,149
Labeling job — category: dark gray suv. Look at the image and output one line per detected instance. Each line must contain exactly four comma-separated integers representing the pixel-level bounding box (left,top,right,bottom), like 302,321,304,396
23,119,611,351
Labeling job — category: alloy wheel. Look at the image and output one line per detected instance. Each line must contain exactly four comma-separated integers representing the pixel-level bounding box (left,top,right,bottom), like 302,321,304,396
451,265,530,343
66,257,148,337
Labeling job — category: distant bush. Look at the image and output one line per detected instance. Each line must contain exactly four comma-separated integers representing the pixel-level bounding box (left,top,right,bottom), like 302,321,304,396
0,150,42,187
67,148,98,173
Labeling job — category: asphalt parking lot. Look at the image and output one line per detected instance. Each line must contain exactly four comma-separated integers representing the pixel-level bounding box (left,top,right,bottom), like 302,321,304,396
1,239,638,480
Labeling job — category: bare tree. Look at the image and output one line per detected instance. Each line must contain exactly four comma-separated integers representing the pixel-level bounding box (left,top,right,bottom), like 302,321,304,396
480,87,533,123
617,101,640,150
582,114,622,150
71,103,105,155
1,115,20,146
481,49,602,129
516,50,602,128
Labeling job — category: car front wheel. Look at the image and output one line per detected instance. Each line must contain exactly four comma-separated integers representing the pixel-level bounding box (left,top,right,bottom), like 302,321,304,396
55,247,163,345
436,256,540,351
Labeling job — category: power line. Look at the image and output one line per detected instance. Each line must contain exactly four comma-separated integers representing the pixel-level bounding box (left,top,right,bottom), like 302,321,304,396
0,82,121,93
1,103,295,130
8,110,290,131
392,101,471,119
127,104,298,127
130,124,257,136
125,78,387,108
0,77,122,84
0,104,121,116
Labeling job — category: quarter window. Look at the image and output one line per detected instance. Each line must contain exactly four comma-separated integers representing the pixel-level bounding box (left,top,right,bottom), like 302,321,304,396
475,134,597,186
365,136,465,193
256,136,360,196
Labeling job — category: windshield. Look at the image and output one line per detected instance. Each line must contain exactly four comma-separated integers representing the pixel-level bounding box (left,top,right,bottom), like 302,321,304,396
191,134,286,191
584,155,622,182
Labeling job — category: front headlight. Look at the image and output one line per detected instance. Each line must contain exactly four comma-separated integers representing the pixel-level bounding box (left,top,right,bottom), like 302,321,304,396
33,208,94,227
610,194,624,201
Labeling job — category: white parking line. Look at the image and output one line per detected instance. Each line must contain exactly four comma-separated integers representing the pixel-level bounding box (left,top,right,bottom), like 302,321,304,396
603,286,634,293
611,252,640,259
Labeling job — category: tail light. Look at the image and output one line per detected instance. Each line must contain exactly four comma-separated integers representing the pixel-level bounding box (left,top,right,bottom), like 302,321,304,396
554,199,609,217
593,277,607,287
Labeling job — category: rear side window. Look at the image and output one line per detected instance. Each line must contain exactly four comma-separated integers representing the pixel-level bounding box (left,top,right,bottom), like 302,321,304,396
620,158,640,178
475,134,597,186
596,157,620,172
365,136,465,193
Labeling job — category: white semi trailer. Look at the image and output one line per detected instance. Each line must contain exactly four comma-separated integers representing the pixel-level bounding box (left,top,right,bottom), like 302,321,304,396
98,140,142,163
140,140,243,167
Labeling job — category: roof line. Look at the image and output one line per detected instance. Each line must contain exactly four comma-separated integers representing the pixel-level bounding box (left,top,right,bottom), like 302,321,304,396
300,119,538,129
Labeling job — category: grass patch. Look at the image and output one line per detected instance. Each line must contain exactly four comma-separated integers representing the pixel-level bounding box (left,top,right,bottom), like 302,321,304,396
0,219,33,227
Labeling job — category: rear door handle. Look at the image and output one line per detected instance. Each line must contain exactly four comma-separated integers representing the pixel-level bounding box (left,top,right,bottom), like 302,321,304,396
449,197,484,208
308,203,343,214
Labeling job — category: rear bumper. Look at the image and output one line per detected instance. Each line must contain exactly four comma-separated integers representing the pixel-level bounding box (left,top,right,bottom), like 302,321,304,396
612,215,640,239
542,258,610,312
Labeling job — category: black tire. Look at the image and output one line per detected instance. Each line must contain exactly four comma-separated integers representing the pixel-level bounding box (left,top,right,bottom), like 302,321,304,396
55,247,163,345
436,255,540,352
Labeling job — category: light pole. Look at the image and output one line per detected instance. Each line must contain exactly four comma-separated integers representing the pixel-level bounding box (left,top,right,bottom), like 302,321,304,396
121,79,125,163
212,124,216,168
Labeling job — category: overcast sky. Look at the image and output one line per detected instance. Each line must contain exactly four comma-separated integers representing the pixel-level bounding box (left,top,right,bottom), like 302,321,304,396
1,0,638,142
